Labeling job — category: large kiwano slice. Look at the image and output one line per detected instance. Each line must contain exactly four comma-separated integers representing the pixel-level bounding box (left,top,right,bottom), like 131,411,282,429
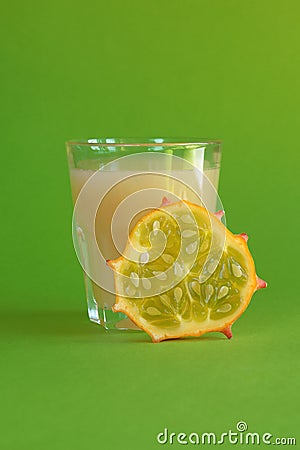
108,201,267,343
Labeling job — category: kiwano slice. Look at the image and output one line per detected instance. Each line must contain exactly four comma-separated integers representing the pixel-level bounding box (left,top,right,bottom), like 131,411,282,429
108,201,267,343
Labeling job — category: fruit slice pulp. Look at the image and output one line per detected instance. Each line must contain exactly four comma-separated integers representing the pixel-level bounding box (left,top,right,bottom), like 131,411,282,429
109,201,265,342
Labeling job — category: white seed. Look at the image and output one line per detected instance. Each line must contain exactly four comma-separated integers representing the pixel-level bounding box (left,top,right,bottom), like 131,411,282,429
130,272,139,287
142,278,152,290
218,285,229,299
140,252,149,264
147,306,161,316
186,241,198,255
181,214,194,224
174,286,183,302
160,294,170,307
217,303,232,313
152,220,161,237
220,262,229,278
232,263,242,278
205,284,214,302
162,254,174,264
182,229,197,238
199,274,206,283
153,271,167,281
207,260,217,274
191,281,200,295
125,285,136,296
174,262,183,277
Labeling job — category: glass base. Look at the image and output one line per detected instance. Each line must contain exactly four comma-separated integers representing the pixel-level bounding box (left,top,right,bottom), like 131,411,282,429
90,307,141,330
85,281,140,330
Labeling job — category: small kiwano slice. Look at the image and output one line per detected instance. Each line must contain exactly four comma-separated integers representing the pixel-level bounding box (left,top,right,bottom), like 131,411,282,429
108,201,267,343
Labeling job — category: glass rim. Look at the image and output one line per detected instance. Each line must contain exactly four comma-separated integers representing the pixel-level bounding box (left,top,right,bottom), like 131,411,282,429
66,137,222,147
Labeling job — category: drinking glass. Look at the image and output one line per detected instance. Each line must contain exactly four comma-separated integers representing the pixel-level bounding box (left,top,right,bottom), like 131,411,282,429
66,138,222,330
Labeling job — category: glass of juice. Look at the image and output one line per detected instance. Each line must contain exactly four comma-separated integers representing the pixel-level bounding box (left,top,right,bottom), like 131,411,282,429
66,138,222,330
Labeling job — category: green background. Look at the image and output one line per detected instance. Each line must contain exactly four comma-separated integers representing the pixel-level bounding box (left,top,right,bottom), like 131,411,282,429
1,1,299,449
